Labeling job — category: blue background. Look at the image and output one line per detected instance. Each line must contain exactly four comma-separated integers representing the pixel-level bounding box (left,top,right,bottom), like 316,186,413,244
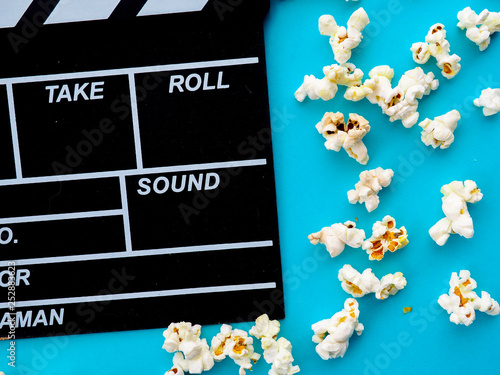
3,0,500,374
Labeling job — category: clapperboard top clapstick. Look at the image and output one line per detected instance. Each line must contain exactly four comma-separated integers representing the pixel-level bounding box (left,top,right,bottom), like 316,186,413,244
0,0,283,339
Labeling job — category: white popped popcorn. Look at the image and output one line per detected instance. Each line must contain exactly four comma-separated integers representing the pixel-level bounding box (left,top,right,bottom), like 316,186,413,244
362,215,409,261
345,66,439,128
249,313,281,340
295,63,364,102
308,221,366,258
163,322,202,353
457,7,500,51
338,265,407,300
438,270,499,326
311,298,364,360
473,88,500,116
174,341,214,374
338,264,380,297
385,68,440,127
315,112,371,164
210,324,261,375
165,365,185,375
347,167,394,212
250,314,300,375
411,24,461,79
376,272,407,300
419,110,461,149
429,180,483,246
319,8,370,64
267,338,300,375
163,322,214,374
478,291,500,316
294,75,338,102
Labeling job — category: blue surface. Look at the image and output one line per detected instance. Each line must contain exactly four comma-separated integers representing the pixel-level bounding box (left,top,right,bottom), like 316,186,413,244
3,0,500,374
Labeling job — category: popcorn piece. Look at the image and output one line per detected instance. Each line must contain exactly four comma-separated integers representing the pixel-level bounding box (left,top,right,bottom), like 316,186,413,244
165,364,185,375
403,307,413,314
315,112,371,164
294,75,338,102
411,42,431,64
323,63,364,87
249,313,281,340
163,322,202,353
345,65,393,103
345,66,439,128
419,110,461,149
172,339,214,374
375,272,407,300
211,324,261,375
478,291,500,315
338,264,379,297
250,314,300,375
429,180,483,246
311,298,364,360
267,338,300,375
308,221,366,258
362,216,408,261
163,322,214,374
438,270,499,326
474,88,500,116
319,8,370,64
411,24,461,79
457,7,500,51
295,63,364,102
385,68,440,127
338,265,407,300
347,167,394,212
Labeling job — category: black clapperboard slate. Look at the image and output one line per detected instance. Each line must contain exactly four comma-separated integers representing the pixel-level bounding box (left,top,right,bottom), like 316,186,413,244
0,0,284,339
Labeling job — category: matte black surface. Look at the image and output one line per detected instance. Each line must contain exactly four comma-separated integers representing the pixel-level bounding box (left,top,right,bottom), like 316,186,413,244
0,0,282,339
136,64,274,168
126,165,278,249
0,216,126,261
13,76,137,177
0,177,121,218
9,248,282,301
10,288,285,339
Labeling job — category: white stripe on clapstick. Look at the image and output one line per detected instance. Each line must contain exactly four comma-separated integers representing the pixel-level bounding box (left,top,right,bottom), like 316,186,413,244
44,0,121,25
137,0,209,16
0,0,33,28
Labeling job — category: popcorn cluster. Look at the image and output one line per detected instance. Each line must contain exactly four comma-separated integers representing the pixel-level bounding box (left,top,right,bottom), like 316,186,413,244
429,180,483,246
474,88,500,116
411,24,461,79
319,8,370,64
295,63,364,102
163,322,214,375
457,7,500,51
438,270,499,326
338,264,407,300
418,110,461,149
315,112,371,164
362,215,408,261
347,167,394,212
250,314,300,375
211,325,260,375
308,221,365,258
345,66,439,128
292,3,498,353
311,298,364,360
163,316,300,375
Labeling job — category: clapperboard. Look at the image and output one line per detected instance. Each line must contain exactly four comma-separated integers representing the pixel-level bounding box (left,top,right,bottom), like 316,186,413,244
0,0,284,339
